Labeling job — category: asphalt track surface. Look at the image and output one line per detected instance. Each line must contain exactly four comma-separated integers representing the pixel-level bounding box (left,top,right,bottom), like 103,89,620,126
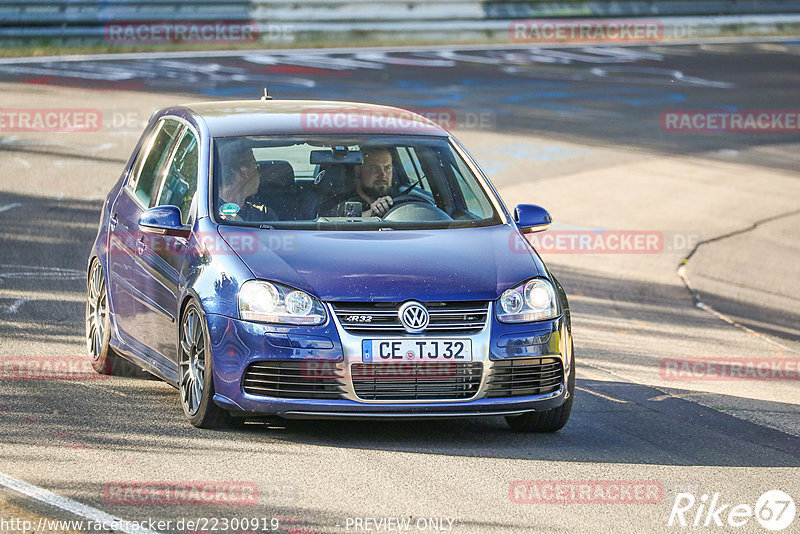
0,40,798,534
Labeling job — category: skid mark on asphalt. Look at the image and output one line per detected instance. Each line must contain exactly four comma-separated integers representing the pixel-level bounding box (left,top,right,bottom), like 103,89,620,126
71,380,130,398
0,138,116,156
677,207,800,356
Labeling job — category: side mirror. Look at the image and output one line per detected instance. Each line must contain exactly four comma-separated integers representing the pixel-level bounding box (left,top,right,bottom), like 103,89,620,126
139,205,191,239
514,204,552,234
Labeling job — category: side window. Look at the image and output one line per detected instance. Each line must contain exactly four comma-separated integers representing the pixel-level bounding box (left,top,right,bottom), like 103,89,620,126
449,158,494,217
396,146,431,191
126,124,160,191
134,119,182,207
156,129,199,224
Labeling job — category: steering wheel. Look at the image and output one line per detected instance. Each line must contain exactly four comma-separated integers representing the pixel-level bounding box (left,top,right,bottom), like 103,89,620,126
381,194,432,216
382,194,450,221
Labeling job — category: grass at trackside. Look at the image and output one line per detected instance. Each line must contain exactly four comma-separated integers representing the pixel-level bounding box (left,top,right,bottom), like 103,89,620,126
0,39,475,58
1,28,799,58
0,42,329,58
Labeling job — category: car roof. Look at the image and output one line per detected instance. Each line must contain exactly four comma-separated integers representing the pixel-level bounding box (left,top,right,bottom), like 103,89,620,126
170,100,450,138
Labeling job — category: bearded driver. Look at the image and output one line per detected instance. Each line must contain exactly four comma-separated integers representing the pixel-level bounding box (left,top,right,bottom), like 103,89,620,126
330,147,395,217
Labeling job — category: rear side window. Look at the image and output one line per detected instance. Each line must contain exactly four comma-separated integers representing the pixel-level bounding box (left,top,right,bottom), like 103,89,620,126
134,119,182,206
156,129,199,224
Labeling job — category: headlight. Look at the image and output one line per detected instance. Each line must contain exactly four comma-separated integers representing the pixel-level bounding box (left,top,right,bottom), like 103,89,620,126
238,280,326,325
496,279,559,323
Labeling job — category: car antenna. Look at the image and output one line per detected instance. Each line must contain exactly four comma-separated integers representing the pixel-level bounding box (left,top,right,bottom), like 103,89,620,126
260,88,272,101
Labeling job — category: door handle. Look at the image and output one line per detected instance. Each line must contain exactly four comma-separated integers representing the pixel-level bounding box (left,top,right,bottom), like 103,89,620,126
137,236,146,255
109,214,118,229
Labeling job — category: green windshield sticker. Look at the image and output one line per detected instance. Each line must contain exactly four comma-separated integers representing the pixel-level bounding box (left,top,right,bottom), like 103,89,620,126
220,203,240,216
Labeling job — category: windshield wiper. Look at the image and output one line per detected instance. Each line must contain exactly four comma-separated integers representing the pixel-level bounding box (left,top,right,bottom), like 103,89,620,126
399,175,426,195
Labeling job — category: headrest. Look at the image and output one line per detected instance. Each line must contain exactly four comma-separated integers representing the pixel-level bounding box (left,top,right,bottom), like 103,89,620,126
258,161,295,188
315,163,354,193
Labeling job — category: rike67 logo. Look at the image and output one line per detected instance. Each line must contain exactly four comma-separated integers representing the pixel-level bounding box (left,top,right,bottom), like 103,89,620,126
668,490,795,531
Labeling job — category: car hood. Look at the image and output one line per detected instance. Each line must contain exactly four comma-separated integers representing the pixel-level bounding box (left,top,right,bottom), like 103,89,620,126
218,224,542,302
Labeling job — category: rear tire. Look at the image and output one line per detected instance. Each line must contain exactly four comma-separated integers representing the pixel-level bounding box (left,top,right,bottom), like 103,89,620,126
179,300,230,428
505,355,575,433
86,259,138,376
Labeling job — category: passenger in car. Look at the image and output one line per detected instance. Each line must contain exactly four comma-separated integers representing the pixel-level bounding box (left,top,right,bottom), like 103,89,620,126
217,142,276,222
324,147,395,217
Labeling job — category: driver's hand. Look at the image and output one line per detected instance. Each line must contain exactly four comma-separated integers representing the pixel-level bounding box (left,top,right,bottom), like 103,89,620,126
366,196,393,217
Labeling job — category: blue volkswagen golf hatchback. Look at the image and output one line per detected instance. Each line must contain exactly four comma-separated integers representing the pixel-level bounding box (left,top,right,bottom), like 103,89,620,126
87,99,574,431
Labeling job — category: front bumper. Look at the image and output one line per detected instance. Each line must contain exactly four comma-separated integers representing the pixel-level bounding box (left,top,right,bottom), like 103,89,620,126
206,305,572,418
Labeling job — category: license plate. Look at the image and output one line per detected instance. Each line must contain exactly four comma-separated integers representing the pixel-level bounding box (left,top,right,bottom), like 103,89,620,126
362,339,473,362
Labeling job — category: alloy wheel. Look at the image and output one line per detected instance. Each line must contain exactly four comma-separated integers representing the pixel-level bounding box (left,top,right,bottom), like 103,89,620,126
179,305,206,415
86,261,107,360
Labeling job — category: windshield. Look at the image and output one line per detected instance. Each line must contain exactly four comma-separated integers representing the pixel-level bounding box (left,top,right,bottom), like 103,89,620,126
212,135,502,230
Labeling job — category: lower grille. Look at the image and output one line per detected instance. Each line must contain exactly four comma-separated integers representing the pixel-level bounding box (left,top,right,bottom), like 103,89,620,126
243,361,346,399
351,362,483,401
485,357,563,398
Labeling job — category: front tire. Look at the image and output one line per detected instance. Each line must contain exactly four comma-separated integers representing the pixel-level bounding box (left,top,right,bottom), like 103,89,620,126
179,300,229,428
505,355,575,432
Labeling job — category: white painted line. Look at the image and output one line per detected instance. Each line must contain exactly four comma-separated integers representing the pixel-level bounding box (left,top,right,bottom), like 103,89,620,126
0,264,84,274
0,472,162,534
12,157,31,169
575,385,630,404
2,298,26,314
0,264,85,281
0,203,22,214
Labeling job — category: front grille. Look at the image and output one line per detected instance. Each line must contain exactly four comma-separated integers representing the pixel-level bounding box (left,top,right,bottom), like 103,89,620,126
485,357,563,398
351,362,483,400
332,301,489,335
243,361,346,399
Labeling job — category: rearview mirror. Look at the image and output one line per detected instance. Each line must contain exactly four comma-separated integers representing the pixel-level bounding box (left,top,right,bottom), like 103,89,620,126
514,204,552,233
310,149,363,165
139,205,191,239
